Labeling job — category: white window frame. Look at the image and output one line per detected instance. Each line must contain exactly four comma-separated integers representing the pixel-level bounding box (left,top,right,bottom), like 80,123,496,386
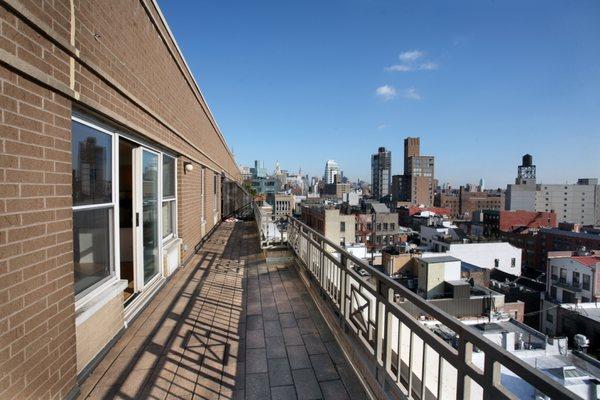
213,173,218,213
200,167,205,224
71,115,120,305
161,154,178,243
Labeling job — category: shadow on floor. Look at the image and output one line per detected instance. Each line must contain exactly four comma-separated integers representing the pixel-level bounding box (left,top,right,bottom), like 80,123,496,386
80,221,366,400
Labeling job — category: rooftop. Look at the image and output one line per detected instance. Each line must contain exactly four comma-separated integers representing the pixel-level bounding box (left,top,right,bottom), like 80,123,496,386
420,255,461,263
571,256,600,267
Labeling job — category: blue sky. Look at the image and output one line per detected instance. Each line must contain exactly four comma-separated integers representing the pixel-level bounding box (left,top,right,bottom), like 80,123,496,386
159,0,600,188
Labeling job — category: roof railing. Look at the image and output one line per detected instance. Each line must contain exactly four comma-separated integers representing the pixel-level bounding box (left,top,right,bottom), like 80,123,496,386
276,213,576,400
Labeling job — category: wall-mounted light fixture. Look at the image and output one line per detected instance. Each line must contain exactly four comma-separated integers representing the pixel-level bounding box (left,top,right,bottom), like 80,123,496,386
184,161,194,173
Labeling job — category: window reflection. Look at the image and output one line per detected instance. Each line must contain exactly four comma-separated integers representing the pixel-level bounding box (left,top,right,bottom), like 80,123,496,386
73,208,112,295
72,121,112,206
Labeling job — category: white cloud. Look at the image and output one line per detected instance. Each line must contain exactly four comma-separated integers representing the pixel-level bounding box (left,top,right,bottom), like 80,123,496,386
398,50,424,62
377,123,389,130
375,85,397,101
419,62,439,70
403,88,422,100
385,50,439,72
385,64,413,72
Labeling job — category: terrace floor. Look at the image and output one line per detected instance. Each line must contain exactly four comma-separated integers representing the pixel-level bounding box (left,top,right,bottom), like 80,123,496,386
79,221,367,400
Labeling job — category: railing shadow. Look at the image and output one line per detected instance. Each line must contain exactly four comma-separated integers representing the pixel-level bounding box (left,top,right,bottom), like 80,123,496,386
84,221,257,399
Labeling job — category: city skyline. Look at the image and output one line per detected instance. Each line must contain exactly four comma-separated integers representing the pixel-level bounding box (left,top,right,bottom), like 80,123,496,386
242,149,594,190
160,0,600,187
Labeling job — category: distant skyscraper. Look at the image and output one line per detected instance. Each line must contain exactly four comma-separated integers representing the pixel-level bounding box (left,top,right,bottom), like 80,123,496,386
371,147,392,200
324,160,340,184
252,160,267,178
404,137,420,174
479,178,485,191
391,137,435,206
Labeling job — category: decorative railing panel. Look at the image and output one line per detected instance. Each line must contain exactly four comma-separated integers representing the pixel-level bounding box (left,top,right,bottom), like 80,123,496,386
285,216,575,400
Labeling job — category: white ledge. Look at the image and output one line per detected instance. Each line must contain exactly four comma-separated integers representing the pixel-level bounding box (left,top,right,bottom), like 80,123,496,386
75,279,128,327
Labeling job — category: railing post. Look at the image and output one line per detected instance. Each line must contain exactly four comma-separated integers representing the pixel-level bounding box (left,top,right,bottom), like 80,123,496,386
375,282,389,388
437,353,444,400
339,253,347,328
319,239,324,286
482,356,501,400
456,338,473,400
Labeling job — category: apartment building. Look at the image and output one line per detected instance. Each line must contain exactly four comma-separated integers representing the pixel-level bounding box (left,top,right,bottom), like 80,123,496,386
391,137,436,206
321,174,351,199
0,2,248,399
482,209,557,237
273,193,295,219
370,147,391,200
536,180,599,225
542,250,600,335
435,187,504,219
361,201,400,249
299,204,355,248
506,155,600,225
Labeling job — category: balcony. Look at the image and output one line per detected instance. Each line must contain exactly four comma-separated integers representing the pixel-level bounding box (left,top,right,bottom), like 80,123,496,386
553,280,583,293
78,220,366,399
77,210,575,400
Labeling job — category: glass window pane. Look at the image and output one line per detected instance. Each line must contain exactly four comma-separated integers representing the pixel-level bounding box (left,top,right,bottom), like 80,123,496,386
143,151,159,284
162,201,173,238
73,208,113,295
162,155,175,198
72,120,112,206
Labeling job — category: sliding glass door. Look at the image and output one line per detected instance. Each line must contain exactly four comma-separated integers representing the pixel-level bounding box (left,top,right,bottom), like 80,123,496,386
134,147,160,289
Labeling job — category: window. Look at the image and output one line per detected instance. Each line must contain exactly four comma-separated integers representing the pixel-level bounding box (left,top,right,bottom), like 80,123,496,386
563,291,575,303
200,167,205,223
550,286,557,300
573,271,580,287
390,223,395,231
340,237,345,246
494,259,499,268
383,223,388,230
546,312,553,323
582,297,590,303
560,268,567,283
162,155,176,240
511,258,516,268
213,174,218,212
340,221,346,232
583,274,591,290
71,119,115,297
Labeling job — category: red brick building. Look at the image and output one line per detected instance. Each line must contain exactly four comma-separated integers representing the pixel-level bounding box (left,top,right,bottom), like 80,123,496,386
0,2,247,399
398,205,450,227
435,187,504,219
483,210,557,236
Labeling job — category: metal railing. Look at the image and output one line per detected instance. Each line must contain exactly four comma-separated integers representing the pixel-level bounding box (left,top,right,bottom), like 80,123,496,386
252,201,287,247
283,216,575,400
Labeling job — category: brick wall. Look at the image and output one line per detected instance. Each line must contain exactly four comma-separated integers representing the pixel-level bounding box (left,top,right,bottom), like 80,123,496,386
0,1,242,398
0,69,77,398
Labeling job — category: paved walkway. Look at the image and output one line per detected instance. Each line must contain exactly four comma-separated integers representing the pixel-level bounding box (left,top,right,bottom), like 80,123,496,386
79,221,367,400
